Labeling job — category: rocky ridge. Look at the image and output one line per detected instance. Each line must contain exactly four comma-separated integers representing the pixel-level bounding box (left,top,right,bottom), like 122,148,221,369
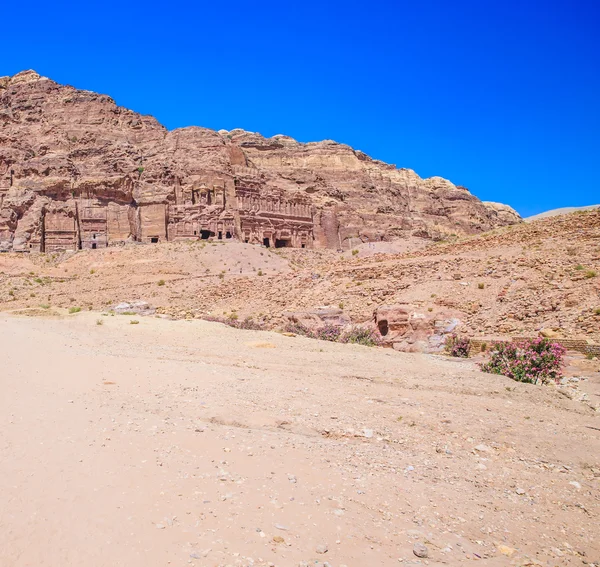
0,70,520,251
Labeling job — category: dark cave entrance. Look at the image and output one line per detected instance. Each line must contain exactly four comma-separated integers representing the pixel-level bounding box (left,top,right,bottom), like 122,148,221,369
377,320,389,336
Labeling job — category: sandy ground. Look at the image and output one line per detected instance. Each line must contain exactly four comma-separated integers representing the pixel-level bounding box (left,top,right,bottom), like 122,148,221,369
0,312,599,567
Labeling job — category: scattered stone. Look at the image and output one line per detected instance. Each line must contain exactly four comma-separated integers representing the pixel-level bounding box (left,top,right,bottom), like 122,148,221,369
497,544,516,556
413,542,429,558
316,543,329,554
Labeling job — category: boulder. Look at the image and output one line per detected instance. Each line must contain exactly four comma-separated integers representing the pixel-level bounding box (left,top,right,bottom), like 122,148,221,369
111,301,155,316
373,304,461,353
284,307,350,333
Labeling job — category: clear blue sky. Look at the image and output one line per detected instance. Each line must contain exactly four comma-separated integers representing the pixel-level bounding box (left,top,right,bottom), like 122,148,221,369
3,0,599,216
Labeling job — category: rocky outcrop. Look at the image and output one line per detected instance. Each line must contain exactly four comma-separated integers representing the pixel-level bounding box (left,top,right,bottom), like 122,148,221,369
284,308,351,332
373,304,461,353
0,70,521,252
482,202,521,225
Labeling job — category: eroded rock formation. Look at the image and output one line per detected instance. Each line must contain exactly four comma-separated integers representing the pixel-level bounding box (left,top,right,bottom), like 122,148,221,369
373,304,461,353
0,70,521,252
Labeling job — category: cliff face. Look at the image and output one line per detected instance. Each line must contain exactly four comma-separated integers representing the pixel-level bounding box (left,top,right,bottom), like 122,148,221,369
0,70,520,252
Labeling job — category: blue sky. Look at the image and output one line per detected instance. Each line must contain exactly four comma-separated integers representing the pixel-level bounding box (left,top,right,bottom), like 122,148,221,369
3,0,598,216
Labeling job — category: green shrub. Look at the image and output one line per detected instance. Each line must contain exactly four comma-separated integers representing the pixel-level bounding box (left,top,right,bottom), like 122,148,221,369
130,320,139,325
203,315,263,331
478,283,485,289
69,307,82,314
157,279,165,286
585,270,597,279
340,326,381,347
351,249,359,256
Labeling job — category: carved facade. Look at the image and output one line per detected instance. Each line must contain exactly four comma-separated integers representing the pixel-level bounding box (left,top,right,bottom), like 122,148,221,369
0,179,318,252
237,187,313,248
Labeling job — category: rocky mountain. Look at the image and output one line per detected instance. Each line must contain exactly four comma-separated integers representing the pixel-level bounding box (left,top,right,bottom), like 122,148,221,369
0,70,521,252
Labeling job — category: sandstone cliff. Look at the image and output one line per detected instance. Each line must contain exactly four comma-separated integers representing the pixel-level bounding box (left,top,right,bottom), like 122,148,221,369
0,70,521,252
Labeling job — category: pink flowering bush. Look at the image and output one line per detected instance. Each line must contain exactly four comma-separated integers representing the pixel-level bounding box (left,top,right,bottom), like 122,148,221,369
480,338,566,384
445,334,471,357
283,321,313,336
313,324,343,342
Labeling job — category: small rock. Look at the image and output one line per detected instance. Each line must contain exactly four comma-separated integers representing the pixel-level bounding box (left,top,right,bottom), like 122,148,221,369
569,481,582,490
287,474,297,483
316,543,329,554
474,444,492,453
275,523,289,530
413,542,429,558
516,487,526,495
363,428,374,438
497,544,516,556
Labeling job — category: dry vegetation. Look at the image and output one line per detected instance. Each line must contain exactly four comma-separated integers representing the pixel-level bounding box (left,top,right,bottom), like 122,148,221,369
1,210,598,344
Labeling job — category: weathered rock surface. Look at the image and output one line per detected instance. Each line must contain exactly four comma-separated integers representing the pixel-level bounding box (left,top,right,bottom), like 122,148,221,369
284,307,351,333
373,303,460,352
0,70,520,252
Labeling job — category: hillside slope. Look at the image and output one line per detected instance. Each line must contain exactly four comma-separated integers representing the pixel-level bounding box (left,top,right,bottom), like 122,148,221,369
0,209,597,344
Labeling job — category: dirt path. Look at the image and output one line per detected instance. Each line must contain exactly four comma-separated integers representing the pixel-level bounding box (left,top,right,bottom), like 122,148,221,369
0,312,598,566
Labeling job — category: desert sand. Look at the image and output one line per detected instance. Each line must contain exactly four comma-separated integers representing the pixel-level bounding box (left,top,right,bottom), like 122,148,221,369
0,311,598,566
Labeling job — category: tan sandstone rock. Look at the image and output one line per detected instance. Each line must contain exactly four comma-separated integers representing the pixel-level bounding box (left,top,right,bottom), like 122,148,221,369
374,304,461,353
